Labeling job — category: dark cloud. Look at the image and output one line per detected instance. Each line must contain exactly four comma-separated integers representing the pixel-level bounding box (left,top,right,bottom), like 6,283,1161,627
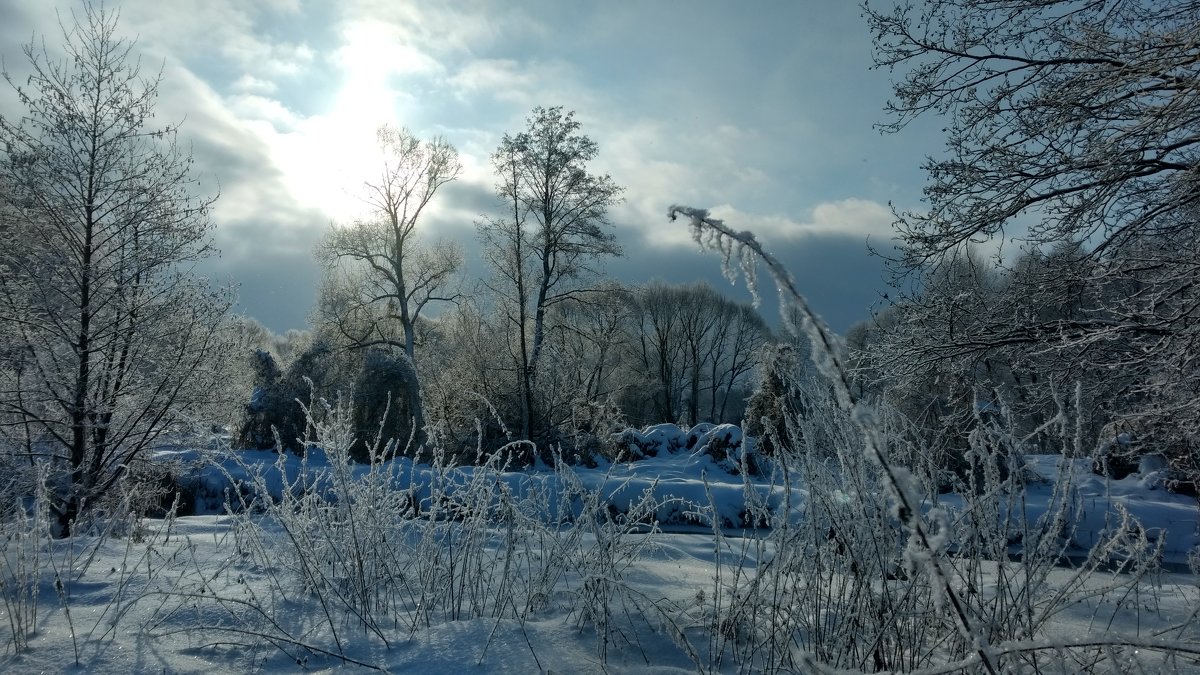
769,235,897,332
203,203,328,333
436,180,501,220
605,227,894,335
201,243,321,333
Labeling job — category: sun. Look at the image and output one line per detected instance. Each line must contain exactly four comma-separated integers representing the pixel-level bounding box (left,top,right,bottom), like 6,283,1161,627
277,18,435,223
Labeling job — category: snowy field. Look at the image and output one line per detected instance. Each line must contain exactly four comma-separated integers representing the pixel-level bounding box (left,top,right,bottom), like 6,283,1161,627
2,424,1199,673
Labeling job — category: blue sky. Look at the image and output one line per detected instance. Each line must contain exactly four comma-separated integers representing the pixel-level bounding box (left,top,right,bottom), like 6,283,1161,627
1,0,944,333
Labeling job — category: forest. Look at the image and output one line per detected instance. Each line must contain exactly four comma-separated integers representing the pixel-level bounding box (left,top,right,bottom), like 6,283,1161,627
1,2,1198,673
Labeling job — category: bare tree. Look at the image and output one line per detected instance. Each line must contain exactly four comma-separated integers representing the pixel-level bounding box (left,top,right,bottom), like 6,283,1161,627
0,5,230,533
315,125,462,447
418,301,512,455
538,283,636,434
868,0,1199,264
867,0,1200,448
479,106,623,439
626,281,769,427
704,301,769,422
630,282,688,424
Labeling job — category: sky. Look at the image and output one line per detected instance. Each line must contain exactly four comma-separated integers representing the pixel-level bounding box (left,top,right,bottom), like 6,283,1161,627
0,0,945,334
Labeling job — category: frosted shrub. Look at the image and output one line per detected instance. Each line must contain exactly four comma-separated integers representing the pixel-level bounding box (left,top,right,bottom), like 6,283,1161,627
195,391,693,668
716,374,943,672
0,459,186,667
725,383,1169,672
0,470,47,654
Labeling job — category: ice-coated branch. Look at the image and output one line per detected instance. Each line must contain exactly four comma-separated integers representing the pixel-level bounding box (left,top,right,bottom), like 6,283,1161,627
668,203,999,675
668,205,851,405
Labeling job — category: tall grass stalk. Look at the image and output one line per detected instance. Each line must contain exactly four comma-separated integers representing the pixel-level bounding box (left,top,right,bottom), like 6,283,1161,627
669,204,1193,673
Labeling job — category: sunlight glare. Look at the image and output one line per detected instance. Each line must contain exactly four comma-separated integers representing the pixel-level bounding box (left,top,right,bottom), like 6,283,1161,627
279,19,432,223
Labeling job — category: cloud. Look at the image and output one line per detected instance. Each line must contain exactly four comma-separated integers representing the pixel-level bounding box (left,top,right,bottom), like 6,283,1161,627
0,0,923,335
705,199,897,244
340,0,549,60
231,75,279,95
333,19,444,78
450,59,544,103
584,85,899,246
590,119,783,249
118,0,315,76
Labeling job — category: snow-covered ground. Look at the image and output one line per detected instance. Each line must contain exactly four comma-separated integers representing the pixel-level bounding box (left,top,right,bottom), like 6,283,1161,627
2,430,1198,673
4,517,758,674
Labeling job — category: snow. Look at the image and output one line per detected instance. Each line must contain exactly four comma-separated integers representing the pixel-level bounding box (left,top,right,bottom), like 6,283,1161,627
3,431,1199,673
1011,454,1198,567
170,424,779,532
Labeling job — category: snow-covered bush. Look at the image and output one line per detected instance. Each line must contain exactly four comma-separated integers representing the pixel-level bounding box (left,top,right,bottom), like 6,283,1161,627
350,349,420,462
608,422,761,475
232,349,284,451
233,339,367,455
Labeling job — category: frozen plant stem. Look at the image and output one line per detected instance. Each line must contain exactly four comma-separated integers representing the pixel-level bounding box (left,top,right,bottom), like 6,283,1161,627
667,205,999,675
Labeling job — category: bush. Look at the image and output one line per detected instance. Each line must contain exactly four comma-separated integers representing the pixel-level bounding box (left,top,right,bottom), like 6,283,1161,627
351,350,419,462
1097,418,1200,498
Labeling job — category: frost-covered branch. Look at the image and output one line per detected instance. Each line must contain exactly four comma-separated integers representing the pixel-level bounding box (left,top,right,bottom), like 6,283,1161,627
668,204,1000,674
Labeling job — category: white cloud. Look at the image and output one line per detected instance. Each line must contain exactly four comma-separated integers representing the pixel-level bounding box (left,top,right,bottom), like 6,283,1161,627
119,0,313,77
227,94,301,132
623,198,898,251
333,19,444,78
137,6,451,225
261,0,303,13
230,74,278,95
700,199,897,244
341,0,548,59
450,59,532,98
